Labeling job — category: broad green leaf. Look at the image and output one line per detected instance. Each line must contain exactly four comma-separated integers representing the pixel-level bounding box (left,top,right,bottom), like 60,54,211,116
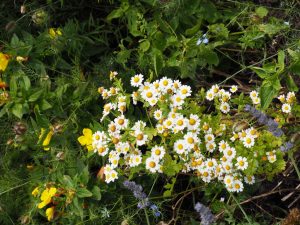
251,67,268,78
285,74,299,92
139,40,150,52
77,188,93,198
12,103,23,119
22,76,31,91
260,82,279,110
91,186,101,201
40,99,52,110
28,90,44,102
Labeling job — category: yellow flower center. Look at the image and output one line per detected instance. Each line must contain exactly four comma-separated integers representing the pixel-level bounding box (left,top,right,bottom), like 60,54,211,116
227,150,232,156
133,77,140,83
178,144,183,150
189,118,196,125
149,161,156,168
208,161,213,167
187,137,194,144
146,92,153,98
162,80,168,86
181,89,187,94
239,161,244,166
155,149,161,155
118,119,124,125
177,120,183,126
136,134,144,141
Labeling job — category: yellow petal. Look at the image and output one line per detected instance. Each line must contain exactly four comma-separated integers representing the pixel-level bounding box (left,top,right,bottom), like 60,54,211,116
49,28,56,39
48,187,57,197
82,128,92,137
38,201,47,209
78,135,87,146
0,53,9,72
32,187,39,197
46,207,55,221
42,130,54,150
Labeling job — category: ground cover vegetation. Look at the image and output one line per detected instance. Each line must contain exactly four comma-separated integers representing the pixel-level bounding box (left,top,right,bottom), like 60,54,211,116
0,0,300,224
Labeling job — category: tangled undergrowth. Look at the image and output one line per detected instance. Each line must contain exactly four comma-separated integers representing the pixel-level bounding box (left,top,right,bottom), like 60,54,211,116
0,0,300,224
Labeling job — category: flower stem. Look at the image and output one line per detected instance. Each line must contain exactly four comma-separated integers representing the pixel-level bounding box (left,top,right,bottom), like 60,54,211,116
289,151,300,180
144,208,150,225
229,192,251,224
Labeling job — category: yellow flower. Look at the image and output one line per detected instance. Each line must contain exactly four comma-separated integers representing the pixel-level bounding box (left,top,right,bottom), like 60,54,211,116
32,187,39,197
45,207,55,221
38,187,57,209
49,28,62,39
0,52,9,72
78,128,93,151
39,127,54,151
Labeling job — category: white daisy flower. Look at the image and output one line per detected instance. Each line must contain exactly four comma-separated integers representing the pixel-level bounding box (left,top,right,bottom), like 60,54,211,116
206,142,216,153
178,85,192,98
151,146,166,160
220,91,231,102
188,114,200,131
184,132,200,149
222,162,233,174
232,180,244,192
230,85,238,93
174,116,187,132
206,90,215,101
95,144,109,156
223,147,236,159
156,124,164,134
129,154,142,167
173,80,182,91
211,85,220,95
244,175,255,185
153,109,163,120
286,92,296,104
282,103,291,113
249,90,259,100
235,156,248,170
205,133,215,143
130,74,144,87
171,93,185,107
145,157,160,173
224,175,234,187
252,97,260,105
159,77,173,93
242,136,255,148
134,131,148,146
174,139,188,155
114,115,129,130
163,118,174,130
218,140,229,153
220,102,230,114
205,158,217,171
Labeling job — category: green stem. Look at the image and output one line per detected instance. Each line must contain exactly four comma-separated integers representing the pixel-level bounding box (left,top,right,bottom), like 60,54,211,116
229,192,251,224
144,208,151,225
289,151,300,180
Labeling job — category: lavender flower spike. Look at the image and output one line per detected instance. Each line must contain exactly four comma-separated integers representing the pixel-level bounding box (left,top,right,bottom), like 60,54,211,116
194,202,215,225
123,180,150,209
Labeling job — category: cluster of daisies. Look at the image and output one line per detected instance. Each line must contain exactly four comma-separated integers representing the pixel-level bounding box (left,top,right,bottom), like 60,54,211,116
78,72,293,192
205,84,238,113
278,92,296,113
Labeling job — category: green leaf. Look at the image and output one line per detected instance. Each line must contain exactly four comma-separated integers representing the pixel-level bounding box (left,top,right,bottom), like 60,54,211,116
285,74,299,92
139,40,150,52
28,90,44,102
255,6,268,18
40,99,52,110
251,67,268,79
277,50,285,72
151,48,164,76
77,188,93,198
22,76,31,91
91,186,101,201
12,103,23,119
260,82,279,110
